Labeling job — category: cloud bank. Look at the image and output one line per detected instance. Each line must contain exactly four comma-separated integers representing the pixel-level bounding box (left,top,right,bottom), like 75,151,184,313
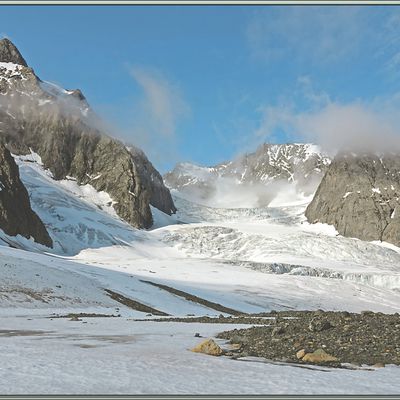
255,99,400,155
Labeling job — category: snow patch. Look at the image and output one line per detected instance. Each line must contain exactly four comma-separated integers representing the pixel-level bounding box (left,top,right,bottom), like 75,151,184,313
343,192,353,199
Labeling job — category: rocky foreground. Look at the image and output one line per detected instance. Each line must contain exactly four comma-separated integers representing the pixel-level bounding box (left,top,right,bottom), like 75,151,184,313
215,310,400,367
139,310,400,367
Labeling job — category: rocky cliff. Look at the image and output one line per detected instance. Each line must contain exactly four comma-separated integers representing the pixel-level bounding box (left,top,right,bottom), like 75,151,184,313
0,38,175,229
305,152,400,247
0,144,52,247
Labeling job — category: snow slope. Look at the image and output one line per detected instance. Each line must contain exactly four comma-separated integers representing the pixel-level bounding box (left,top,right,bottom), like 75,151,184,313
1,155,400,393
2,317,400,395
11,151,140,255
2,154,400,314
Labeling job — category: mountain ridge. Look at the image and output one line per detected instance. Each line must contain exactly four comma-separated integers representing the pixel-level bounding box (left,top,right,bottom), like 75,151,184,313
164,142,331,207
0,39,176,230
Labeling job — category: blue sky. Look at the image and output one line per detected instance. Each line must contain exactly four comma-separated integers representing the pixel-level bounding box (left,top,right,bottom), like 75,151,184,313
2,6,400,171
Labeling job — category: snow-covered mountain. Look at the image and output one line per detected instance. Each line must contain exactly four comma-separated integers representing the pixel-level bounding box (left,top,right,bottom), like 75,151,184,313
0,38,175,234
164,143,331,208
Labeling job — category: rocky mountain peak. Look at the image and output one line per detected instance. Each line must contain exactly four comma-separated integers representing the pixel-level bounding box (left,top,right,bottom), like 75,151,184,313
0,41,175,230
0,38,28,67
164,142,331,207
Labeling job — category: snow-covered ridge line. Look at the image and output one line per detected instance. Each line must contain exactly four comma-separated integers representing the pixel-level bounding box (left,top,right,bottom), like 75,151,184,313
164,143,331,209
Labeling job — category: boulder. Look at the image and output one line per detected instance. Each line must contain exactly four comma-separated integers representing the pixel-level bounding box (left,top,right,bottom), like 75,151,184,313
296,349,306,359
191,338,224,356
308,317,333,332
302,348,338,363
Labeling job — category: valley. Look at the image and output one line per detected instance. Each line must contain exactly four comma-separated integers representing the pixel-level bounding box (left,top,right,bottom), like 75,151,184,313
0,36,399,395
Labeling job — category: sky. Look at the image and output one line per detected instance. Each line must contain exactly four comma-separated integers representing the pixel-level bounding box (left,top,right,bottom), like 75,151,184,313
2,5,400,172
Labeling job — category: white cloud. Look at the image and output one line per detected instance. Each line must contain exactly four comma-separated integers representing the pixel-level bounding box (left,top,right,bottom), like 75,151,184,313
255,98,400,155
297,102,400,153
126,66,191,170
130,66,190,138
296,76,330,107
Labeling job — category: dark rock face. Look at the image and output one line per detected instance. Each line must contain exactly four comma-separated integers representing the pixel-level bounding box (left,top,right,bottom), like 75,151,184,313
305,153,400,246
0,38,27,66
0,144,52,247
0,40,175,229
129,146,177,215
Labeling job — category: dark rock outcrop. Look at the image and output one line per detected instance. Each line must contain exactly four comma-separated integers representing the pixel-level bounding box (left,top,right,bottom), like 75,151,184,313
305,153,400,247
0,144,52,247
129,146,177,215
0,39,175,229
0,38,27,66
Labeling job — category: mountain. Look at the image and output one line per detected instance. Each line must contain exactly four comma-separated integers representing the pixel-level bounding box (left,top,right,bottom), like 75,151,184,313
0,38,27,66
164,143,331,207
0,39,175,230
0,143,52,247
306,152,400,247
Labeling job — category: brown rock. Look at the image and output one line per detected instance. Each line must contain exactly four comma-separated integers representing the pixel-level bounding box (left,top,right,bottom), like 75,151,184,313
302,348,338,363
296,349,306,359
191,338,224,356
230,343,242,351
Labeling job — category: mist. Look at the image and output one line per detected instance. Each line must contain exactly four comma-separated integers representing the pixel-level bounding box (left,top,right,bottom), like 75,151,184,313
175,174,318,209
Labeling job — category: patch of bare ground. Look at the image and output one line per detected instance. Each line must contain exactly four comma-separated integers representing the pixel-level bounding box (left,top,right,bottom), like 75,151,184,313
104,288,169,316
50,313,120,319
0,330,53,337
139,315,269,324
0,285,80,303
139,280,244,316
